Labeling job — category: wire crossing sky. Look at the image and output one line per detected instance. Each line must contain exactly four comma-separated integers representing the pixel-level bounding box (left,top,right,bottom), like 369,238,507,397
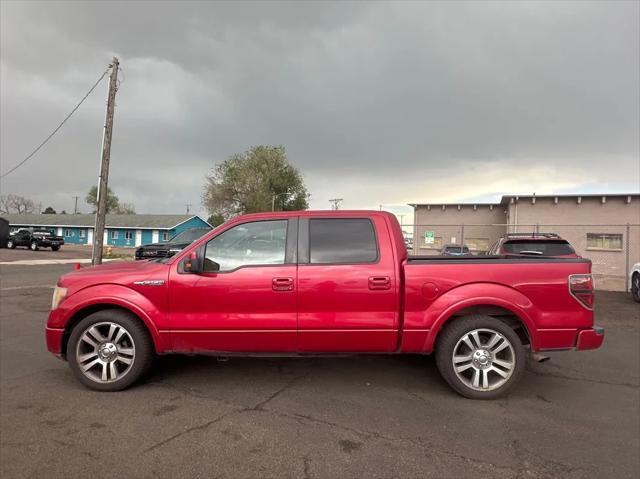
0,67,110,179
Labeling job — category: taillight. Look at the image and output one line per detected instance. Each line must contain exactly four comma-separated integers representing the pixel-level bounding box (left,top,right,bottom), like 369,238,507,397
569,274,594,309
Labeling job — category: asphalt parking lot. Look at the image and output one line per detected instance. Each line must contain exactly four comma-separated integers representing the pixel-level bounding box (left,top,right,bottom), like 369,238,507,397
1,263,638,479
0,244,135,264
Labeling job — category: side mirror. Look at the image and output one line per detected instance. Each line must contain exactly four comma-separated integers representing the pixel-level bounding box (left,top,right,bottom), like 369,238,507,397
183,251,203,274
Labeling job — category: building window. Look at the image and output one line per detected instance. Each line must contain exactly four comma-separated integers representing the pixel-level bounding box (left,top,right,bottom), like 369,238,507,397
162,232,170,241
64,229,73,237
466,238,490,253
586,233,623,251
125,230,133,241
110,230,118,240
79,229,86,238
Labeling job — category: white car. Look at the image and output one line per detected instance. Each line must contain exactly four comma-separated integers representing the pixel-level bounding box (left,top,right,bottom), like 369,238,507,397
631,263,640,303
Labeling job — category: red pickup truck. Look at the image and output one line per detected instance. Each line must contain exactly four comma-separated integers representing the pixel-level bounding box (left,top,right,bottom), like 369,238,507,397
46,211,604,398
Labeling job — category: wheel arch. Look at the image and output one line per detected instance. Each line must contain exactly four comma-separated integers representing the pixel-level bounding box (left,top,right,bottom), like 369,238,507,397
433,304,533,351
60,298,165,358
423,284,539,353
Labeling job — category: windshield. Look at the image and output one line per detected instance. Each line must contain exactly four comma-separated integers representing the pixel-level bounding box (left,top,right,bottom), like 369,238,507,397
169,228,210,244
503,240,575,256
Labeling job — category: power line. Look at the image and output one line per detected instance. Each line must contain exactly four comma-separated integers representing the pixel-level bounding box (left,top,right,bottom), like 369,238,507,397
0,66,111,179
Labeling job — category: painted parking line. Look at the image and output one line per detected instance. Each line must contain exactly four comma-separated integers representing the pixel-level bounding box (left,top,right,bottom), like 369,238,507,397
1,285,56,291
0,258,121,266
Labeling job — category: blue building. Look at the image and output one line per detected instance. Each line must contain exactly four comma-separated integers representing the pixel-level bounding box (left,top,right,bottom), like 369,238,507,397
4,214,211,248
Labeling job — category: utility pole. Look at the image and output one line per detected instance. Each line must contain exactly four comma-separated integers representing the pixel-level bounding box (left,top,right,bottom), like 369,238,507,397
73,195,80,214
329,198,343,210
185,204,192,215
92,57,119,266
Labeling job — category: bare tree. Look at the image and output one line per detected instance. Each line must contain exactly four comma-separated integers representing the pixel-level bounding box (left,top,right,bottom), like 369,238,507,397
0,194,38,214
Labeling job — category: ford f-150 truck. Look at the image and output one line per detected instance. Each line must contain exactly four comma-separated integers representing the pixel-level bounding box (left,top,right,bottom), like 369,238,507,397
46,211,604,398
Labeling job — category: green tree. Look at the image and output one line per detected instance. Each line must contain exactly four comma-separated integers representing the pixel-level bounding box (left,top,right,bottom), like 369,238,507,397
86,186,120,213
207,213,225,227
202,145,309,220
43,206,56,214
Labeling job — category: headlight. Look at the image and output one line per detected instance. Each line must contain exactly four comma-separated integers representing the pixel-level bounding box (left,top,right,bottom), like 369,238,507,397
51,286,68,310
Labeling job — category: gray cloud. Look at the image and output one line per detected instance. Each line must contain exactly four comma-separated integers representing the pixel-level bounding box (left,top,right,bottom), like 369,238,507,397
1,0,638,215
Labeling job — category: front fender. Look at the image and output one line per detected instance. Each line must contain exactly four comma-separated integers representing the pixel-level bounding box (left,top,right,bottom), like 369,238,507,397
419,283,539,353
47,284,168,353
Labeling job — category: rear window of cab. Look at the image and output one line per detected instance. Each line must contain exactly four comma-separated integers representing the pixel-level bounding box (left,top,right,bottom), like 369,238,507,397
502,240,575,256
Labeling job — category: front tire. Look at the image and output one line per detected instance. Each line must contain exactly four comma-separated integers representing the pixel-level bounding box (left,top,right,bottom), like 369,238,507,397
51,246,60,251
67,310,154,391
632,273,640,303
435,315,525,399
30,241,38,251
6,239,15,249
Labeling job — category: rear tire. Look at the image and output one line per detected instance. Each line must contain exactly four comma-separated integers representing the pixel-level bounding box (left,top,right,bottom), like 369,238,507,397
67,310,154,391
30,241,38,251
6,239,15,249
435,315,525,399
632,273,640,303
51,246,60,251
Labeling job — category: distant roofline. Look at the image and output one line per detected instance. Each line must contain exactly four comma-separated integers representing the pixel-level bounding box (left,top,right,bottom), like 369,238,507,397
2,213,210,230
409,193,639,207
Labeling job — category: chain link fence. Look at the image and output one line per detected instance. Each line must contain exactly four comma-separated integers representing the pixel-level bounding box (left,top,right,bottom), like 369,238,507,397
401,223,640,292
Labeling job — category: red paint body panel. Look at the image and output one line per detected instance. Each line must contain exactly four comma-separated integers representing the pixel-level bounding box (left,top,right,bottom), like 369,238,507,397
45,327,64,357
576,328,605,350
45,210,604,360
167,264,298,352
297,215,400,352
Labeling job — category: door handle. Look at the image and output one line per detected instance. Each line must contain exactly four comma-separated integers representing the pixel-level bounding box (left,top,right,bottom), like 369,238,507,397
368,276,391,290
272,277,294,291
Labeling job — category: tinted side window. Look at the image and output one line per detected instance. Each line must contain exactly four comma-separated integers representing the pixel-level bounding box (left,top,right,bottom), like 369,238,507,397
204,220,287,272
309,218,378,264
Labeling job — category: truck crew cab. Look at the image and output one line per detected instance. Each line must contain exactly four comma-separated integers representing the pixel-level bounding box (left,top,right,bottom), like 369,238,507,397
46,211,603,399
8,228,64,251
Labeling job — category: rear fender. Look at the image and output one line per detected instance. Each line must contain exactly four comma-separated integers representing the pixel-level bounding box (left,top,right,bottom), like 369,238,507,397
49,284,167,353
421,283,538,352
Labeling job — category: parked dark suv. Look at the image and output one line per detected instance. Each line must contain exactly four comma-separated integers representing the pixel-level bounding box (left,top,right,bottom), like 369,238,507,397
488,233,579,258
135,227,211,260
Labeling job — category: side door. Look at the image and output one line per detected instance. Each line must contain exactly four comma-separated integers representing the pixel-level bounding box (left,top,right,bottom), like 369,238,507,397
168,218,298,353
297,215,399,352
16,231,30,247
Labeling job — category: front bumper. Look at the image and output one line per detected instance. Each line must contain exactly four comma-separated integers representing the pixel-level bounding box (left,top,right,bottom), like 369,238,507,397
45,326,65,359
576,326,605,351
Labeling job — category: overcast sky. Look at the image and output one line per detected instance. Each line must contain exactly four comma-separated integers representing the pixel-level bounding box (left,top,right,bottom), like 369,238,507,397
1,0,638,218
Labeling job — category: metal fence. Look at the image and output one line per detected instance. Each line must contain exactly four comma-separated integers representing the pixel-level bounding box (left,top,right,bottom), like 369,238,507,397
401,223,640,292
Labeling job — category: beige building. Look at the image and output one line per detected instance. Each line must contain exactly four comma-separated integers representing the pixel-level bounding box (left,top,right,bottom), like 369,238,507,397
410,194,640,291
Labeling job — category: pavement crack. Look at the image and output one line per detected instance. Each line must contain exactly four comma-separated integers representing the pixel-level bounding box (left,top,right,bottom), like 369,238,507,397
250,372,309,411
143,410,234,454
302,455,311,479
257,407,519,474
527,369,638,389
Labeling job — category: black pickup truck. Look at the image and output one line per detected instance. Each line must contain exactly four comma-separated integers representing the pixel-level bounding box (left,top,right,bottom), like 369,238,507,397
135,227,211,260
7,228,65,251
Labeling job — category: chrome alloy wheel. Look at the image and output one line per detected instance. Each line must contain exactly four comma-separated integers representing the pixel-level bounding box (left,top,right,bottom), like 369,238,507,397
452,328,516,391
75,322,136,383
